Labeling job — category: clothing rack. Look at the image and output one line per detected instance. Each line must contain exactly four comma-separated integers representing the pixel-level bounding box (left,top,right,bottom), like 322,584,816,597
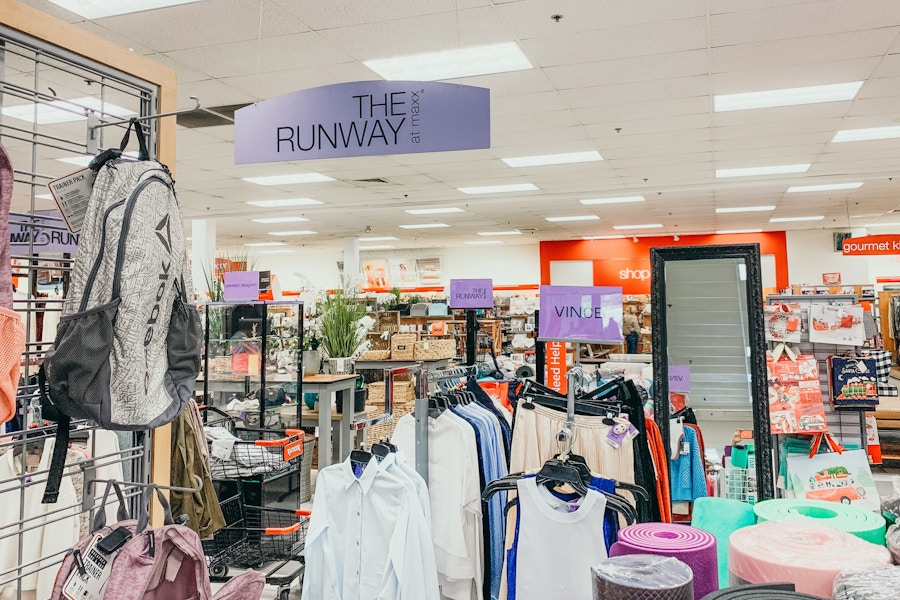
86,95,201,154
90,474,203,494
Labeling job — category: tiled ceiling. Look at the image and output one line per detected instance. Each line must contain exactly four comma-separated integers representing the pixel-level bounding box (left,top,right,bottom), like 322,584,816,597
7,0,900,253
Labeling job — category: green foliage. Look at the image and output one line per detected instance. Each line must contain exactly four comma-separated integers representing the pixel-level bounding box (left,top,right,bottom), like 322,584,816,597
319,289,367,358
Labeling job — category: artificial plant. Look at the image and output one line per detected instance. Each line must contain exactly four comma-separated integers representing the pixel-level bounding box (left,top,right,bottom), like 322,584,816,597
319,288,368,358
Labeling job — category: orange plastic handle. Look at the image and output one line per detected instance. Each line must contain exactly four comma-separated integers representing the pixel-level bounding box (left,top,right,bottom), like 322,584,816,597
254,437,289,447
296,509,312,517
285,429,303,437
265,523,302,535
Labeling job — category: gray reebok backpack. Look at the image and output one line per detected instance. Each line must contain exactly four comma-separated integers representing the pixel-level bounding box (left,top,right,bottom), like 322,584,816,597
41,120,201,503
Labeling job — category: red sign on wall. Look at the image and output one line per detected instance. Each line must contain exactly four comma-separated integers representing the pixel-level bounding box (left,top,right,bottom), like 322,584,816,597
842,235,900,256
546,341,567,394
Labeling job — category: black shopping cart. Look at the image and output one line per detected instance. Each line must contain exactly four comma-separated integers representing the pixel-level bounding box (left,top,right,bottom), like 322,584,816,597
203,494,311,600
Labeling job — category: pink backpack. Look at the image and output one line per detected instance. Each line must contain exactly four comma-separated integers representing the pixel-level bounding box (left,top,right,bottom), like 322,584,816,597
51,483,265,600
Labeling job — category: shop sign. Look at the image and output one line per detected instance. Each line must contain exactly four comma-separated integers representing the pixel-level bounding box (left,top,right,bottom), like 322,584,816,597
9,209,79,254
223,271,260,301
538,285,624,343
546,341,567,394
449,278,493,309
841,234,900,256
668,366,691,392
234,81,490,163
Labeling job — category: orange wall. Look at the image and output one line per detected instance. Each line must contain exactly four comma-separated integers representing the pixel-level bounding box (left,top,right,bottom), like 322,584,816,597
540,232,789,294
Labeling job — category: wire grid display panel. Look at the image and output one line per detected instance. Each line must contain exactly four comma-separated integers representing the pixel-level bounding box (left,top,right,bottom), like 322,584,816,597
0,28,159,597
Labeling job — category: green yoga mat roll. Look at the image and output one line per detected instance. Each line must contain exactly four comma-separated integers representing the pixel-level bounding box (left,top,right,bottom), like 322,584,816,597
691,497,757,589
754,499,886,545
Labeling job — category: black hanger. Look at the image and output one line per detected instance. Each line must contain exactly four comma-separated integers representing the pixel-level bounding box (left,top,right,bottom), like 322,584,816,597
371,442,392,461
349,448,373,471
535,458,588,496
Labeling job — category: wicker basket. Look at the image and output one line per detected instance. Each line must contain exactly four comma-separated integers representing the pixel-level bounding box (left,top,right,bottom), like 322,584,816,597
391,333,418,360
299,436,317,503
414,339,456,361
367,332,392,350
365,402,415,444
360,350,391,361
376,311,401,333
212,356,231,374
367,380,416,405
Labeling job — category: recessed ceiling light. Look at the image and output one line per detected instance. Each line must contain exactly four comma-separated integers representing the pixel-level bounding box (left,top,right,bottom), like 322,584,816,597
457,183,539,195
580,196,645,206
245,241,286,247
267,230,317,236
545,215,601,222
242,173,334,185
612,223,664,230
245,198,323,207
35,194,53,200
360,245,396,250
251,216,309,224
477,230,522,236
832,126,900,143
502,151,603,168
582,235,626,240
716,164,810,178
57,151,139,166
865,222,900,228
787,183,863,193
404,207,465,215
716,229,764,234
713,81,863,112
44,0,202,19
399,223,450,229
1,96,135,124
769,216,824,222
715,206,776,214
465,240,504,245
363,41,532,81
359,236,399,242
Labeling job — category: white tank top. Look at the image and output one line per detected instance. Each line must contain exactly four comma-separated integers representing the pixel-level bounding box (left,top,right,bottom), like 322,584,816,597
513,477,608,600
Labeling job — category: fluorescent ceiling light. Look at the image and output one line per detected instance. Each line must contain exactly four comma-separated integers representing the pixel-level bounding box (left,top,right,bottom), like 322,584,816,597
404,207,465,215
57,151,138,166
583,235,626,240
1,96,135,124
769,216,824,222
580,196,645,206
242,173,334,185
245,241,286,247
613,224,664,230
364,41,532,81
268,230,317,236
399,223,450,229
44,0,201,19
502,151,603,168
716,164,810,178
545,215,600,223
787,183,863,193
35,194,53,200
458,183,539,195
185,237,192,241
833,126,900,143
716,206,776,214
465,241,504,245
260,250,298,254
359,236,398,242
477,230,521,236
251,216,309,224
360,245,395,250
865,222,900,228
245,198,322,207
717,229,763,234
714,81,862,112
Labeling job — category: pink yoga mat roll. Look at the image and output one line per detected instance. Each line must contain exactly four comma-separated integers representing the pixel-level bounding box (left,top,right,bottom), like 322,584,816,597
729,520,892,599
609,523,718,600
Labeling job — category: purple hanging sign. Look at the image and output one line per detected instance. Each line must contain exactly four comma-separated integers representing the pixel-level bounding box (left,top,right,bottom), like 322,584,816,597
668,366,691,392
538,285,624,343
223,271,260,302
234,81,490,163
449,279,493,309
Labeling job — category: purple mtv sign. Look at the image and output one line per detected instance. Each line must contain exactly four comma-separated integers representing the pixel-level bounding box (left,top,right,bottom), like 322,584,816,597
449,279,493,309
538,285,623,343
234,81,490,164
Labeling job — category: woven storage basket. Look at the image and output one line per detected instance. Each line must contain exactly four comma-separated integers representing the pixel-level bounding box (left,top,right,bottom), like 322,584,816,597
360,350,391,361
365,402,415,444
414,339,456,360
212,356,231,374
367,332,392,350
367,380,416,405
391,333,418,360
376,311,401,333
299,436,317,503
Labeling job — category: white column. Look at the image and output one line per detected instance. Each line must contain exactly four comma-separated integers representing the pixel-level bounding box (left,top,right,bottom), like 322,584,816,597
343,236,360,290
191,219,217,301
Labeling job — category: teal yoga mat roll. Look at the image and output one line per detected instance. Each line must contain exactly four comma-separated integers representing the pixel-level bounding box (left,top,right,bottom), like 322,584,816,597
754,498,886,545
691,497,757,588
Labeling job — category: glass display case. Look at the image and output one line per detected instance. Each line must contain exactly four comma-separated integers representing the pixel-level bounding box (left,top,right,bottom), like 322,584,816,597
202,301,304,428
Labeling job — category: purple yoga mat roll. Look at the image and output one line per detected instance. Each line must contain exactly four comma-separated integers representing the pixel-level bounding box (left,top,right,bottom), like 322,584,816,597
610,523,718,600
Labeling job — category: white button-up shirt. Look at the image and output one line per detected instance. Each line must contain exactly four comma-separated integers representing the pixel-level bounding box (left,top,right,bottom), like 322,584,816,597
302,456,439,600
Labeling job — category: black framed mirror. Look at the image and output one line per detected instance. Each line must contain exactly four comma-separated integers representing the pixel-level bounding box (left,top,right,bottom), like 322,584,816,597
651,243,774,503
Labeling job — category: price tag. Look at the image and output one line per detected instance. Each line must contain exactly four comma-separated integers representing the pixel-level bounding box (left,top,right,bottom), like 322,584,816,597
62,535,115,600
47,167,95,233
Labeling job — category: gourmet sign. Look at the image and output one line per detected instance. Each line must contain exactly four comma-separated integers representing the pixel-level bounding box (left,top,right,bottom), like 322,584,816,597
841,234,900,256
234,81,490,163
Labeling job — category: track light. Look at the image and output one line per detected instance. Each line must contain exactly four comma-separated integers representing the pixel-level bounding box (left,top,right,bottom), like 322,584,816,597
674,235,680,241
632,236,638,242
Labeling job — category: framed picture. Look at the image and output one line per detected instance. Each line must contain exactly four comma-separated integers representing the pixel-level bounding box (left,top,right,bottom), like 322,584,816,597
834,232,852,252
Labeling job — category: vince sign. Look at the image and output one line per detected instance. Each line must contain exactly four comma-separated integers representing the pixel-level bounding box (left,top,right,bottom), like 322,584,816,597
449,279,493,309
234,81,490,163
538,285,624,343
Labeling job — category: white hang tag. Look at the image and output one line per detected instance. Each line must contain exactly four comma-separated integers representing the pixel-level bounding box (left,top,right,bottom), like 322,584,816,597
62,535,116,600
48,167,96,233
